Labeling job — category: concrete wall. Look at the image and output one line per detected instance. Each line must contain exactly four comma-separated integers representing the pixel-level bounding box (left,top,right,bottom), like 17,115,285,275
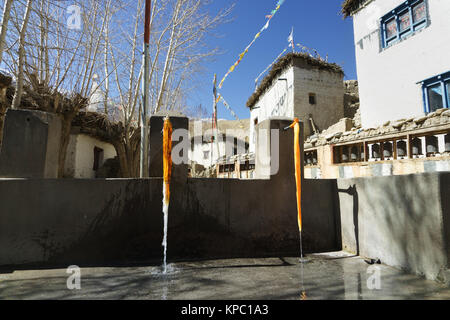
2,172,449,282
353,0,450,128
0,117,341,268
0,176,341,268
64,134,117,179
149,115,189,179
0,179,163,267
337,172,450,281
0,109,61,178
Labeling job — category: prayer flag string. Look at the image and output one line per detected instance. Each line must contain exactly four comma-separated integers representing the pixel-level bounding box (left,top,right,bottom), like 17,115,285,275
218,0,286,89
255,47,288,88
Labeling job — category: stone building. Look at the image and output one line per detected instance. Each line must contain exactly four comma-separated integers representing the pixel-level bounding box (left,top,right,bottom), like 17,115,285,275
247,53,345,153
304,108,450,179
301,0,450,179
188,119,251,177
342,0,450,128
64,131,117,179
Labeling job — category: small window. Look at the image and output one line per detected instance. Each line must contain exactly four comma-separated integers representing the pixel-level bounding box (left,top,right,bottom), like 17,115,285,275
254,118,259,126
413,1,426,23
203,151,210,160
427,83,444,112
398,11,411,33
421,71,450,113
385,18,397,40
93,147,104,171
381,0,428,49
446,81,450,107
309,93,316,105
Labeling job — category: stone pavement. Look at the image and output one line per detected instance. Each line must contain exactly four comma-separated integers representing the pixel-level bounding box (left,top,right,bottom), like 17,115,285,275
0,252,449,300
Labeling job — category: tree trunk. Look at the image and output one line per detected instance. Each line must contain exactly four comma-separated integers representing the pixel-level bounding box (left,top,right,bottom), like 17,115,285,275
0,0,14,65
0,108,5,148
0,73,12,148
11,0,32,109
57,113,76,178
57,95,87,178
111,129,141,178
113,141,128,178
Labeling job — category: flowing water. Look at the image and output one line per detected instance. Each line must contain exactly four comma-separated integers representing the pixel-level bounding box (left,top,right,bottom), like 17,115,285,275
162,182,169,274
298,230,307,299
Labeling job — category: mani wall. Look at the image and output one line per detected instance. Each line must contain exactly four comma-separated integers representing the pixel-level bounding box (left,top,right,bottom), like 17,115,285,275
304,108,450,179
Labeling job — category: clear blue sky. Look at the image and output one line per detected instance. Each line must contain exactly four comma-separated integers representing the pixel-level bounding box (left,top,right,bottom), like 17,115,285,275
188,0,356,120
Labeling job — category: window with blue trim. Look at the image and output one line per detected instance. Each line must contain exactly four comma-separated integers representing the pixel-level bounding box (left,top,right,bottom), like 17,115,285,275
381,0,427,48
421,71,450,113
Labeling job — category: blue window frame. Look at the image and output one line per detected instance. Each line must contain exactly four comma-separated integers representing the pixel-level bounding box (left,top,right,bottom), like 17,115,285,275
381,0,428,48
421,71,450,113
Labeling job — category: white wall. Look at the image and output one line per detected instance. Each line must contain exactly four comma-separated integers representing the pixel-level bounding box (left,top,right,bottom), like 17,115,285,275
353,0,450,128
190,140,228,168
293,65,344,136
189,120,250,166
249,63,344,152
250,68,294,153
64,134,117,178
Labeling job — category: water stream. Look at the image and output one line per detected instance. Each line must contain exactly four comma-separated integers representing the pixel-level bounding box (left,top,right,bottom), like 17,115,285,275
162,182,169,274
299,230,308,299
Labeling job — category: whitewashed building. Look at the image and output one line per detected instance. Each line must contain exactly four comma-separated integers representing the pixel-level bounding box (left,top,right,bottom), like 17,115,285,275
247,53,345,153
343,0,450,128
189,119,250,168
64,112,118,179
64,132,117,179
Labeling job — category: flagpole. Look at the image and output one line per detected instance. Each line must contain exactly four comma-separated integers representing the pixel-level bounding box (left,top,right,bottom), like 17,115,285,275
212,74,220,167
140,0,151,178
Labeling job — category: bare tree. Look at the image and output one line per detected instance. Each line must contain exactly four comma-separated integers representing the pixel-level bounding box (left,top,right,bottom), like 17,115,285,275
11,0,32,109
1,0,119,176
0,0,14,64
186,103,209,119
0,0,232,177
103,0,232,176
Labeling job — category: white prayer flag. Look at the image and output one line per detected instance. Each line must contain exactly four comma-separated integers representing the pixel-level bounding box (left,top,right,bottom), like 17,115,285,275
288,28,293,46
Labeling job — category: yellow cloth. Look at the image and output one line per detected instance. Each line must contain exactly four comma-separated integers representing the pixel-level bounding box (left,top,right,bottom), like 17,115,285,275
289,118,302,232
163,118,173,204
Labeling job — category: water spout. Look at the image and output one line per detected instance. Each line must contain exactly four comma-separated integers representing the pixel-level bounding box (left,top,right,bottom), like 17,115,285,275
162,182,169,274
162,116,173,274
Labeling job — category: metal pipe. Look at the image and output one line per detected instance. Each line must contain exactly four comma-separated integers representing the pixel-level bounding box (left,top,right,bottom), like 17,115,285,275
140,0,151,178
212,74,220,165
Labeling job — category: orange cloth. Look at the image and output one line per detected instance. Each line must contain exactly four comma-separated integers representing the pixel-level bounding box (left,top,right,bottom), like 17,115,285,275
289,118,302,232
163,118,173,204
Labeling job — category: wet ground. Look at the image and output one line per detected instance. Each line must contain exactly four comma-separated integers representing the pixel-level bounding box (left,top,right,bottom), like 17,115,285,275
0,252,449,300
